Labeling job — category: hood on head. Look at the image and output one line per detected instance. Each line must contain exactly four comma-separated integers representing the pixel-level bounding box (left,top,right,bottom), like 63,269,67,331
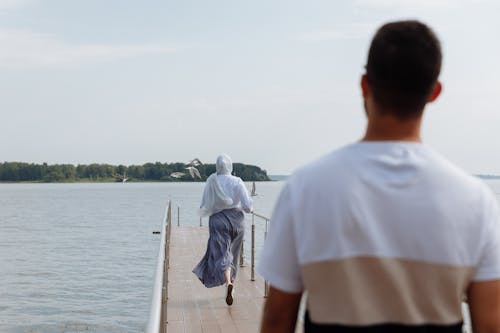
216,154,233,175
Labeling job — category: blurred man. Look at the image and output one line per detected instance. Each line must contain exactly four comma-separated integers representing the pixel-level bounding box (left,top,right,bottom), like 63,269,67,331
258,20,500,333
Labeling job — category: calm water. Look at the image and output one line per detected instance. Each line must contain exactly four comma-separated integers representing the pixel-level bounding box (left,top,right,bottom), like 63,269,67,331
1,179,499,332
0,181,283,333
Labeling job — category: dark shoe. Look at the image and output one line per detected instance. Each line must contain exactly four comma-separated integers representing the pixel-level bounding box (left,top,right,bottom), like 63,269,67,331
226,284,234,306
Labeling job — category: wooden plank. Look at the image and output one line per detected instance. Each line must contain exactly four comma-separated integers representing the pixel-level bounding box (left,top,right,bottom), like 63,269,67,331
165,225,303,332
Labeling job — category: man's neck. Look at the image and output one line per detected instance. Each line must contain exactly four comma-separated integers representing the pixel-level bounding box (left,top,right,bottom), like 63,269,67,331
362,113,423,142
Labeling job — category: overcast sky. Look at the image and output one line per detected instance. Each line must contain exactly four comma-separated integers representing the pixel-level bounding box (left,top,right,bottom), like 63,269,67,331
0,0,499,174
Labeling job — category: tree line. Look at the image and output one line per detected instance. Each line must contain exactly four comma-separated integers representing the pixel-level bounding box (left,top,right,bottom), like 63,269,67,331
0,162,271,182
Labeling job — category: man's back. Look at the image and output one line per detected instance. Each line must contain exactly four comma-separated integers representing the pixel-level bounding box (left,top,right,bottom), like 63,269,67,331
259,142,500,331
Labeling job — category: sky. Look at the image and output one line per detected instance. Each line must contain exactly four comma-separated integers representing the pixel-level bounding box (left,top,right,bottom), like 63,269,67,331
0,0,499,174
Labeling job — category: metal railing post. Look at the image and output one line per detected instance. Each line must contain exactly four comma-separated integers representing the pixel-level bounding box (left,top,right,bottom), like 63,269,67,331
264,218,269,297
177,205,180,227
239,239,244,267
200,217,202,227
251,214,255,281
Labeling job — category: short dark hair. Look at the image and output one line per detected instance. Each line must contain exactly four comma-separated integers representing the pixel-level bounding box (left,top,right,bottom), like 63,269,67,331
366,20,442,119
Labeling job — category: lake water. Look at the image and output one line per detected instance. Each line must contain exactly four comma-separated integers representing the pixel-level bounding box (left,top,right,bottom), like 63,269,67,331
0,181,284,333
1,179,499,332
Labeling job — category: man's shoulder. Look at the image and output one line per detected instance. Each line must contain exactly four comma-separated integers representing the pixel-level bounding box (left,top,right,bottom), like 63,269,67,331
287,142,488,195
285,144,358,195
292,145,356,178
424,147,487,191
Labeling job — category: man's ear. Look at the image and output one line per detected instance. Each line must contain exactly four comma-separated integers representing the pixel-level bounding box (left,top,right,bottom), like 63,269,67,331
361,74,370,98
428,81,442,103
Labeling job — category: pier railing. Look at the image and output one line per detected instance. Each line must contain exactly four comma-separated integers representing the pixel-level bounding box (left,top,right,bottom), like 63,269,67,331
145,203,271,333
249,211,270,297
145,201,172,333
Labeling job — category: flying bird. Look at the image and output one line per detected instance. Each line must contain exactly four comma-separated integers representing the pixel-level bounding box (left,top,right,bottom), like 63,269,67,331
170,172,186,179
185,166,202,179
186,158,203,167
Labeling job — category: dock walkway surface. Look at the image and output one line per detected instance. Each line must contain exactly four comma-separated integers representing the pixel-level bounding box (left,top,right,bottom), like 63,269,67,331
165,226,303,333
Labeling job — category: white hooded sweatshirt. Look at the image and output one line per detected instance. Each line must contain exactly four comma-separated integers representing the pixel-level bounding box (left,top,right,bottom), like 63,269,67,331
199,154,253,217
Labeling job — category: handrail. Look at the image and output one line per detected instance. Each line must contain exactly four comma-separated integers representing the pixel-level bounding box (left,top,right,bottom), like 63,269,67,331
251,211,269,221
145,201,172,333
250,211,270,297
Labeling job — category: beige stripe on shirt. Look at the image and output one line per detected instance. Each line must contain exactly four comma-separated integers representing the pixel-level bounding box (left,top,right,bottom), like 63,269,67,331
301,256,474,325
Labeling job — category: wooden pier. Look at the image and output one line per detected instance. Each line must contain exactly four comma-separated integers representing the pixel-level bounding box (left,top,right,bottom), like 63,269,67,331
145,202,303,333
165,226,266,332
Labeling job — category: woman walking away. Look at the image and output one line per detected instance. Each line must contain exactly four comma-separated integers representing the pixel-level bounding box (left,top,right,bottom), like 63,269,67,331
193,154,253,306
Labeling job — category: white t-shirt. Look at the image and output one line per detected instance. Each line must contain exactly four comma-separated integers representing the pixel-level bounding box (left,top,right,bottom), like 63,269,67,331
258,142,500,328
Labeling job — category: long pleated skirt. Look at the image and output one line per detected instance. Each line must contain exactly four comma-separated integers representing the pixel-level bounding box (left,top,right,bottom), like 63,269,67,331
192,209,245,288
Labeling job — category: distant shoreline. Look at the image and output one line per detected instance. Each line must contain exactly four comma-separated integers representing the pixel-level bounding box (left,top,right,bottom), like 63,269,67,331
477,175,500,179
0,179,279,184
269,175,289,181
0,161,271,183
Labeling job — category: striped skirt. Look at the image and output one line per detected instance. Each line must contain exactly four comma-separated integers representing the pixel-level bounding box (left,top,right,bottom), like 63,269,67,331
192,209,245,288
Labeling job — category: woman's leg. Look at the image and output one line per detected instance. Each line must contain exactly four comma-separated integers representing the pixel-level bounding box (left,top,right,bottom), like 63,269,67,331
224,267,232,285
224,209,244,306
225,266,234,305
228,212,245,284
192,212,232,288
